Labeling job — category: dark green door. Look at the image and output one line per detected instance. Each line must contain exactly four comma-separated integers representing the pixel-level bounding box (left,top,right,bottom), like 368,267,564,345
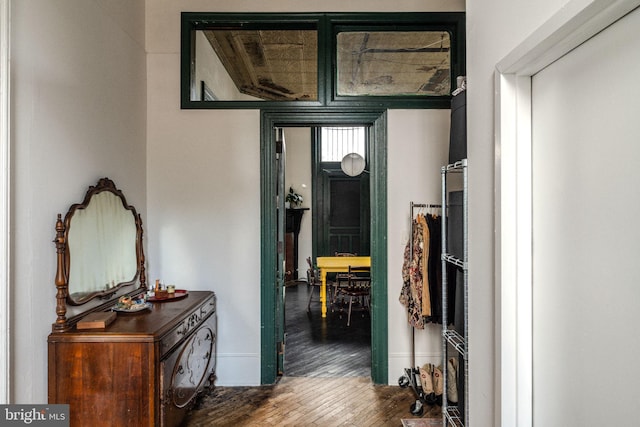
275,128,286,376
316,170,370,256
313,126,370,257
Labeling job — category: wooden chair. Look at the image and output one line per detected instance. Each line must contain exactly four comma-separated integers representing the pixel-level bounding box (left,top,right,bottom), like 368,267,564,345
306,257,322,312
332,252,358,305
334,265,371,326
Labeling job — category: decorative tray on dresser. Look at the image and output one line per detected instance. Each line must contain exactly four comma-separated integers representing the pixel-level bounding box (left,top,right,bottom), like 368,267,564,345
47,178,217,427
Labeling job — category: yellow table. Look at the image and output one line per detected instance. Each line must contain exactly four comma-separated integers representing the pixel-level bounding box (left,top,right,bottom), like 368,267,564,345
316,256,371,318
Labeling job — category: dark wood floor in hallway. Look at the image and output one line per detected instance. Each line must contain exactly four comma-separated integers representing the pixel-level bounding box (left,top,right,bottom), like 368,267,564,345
283,282,371,378
183,282,442,426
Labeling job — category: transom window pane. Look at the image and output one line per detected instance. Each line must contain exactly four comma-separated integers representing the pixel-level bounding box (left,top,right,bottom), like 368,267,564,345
321,127,366,162
196,29,318,101
336,31,451,97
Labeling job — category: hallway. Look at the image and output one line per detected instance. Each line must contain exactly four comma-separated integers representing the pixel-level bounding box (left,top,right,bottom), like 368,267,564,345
283,282,371,378
183,283,443,426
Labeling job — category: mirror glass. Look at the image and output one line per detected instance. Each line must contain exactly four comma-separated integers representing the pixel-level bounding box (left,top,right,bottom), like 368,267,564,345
191,28,318,102
336,31,451,97
58,178,144,308
67,191,138,302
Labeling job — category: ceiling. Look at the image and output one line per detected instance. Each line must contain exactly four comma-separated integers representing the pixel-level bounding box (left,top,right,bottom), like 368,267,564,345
203,29,451,101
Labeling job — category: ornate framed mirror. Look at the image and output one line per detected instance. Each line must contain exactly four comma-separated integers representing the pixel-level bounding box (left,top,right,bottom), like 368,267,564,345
52,178,146,331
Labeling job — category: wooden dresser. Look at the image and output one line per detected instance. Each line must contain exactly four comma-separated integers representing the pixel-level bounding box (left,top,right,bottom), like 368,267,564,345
48,291,217,427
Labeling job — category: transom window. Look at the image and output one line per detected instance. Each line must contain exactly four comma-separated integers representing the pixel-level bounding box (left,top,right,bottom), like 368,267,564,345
320,127,366,162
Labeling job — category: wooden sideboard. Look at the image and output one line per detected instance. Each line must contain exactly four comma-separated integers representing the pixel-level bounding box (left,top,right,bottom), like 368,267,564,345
48,291,216,427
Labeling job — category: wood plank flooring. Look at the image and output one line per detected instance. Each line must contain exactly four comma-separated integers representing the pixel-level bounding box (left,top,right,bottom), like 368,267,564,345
183,376,442,426
283,282,371,377
183,282,442,426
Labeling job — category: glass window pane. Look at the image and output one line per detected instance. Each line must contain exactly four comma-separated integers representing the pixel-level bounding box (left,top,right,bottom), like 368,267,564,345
336,31,451,97
194,29,318,101
321,127,366,162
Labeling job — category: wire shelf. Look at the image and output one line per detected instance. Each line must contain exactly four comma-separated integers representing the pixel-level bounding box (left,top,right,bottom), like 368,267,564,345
442,253,466,270
443,329,467,358
441,159,467,173
441,157,468,426
444,406,464,426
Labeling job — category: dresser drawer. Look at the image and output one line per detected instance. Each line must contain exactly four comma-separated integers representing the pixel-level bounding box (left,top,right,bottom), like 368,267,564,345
160,293,216,357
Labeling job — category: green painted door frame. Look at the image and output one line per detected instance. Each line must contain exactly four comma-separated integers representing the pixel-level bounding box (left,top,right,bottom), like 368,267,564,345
260,109,388,385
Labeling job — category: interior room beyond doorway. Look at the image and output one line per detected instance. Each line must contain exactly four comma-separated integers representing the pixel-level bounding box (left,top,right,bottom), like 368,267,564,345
283,126,370,281
282,125,372,377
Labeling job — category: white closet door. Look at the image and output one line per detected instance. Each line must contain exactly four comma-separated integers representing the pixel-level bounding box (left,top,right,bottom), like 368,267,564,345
531,7,640,426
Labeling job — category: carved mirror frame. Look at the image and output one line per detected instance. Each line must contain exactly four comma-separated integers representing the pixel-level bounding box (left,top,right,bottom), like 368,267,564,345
52,178,146,331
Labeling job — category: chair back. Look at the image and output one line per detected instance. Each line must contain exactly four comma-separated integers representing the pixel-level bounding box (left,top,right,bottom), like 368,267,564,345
335,252,357,257
346,265,371,293
333,264,371,326
306,257,319,284
334,252,357,283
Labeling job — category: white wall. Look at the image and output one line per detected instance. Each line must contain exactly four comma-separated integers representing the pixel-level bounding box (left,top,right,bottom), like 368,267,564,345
283,127,312,278
0,0,10,405
531,8,640,425
146,0,463,386
10,0,147,403
387,109,450,377
466,0,573,424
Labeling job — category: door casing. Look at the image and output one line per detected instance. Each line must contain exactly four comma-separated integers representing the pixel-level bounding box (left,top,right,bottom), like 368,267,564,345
260,109,388,384
274,128,286,376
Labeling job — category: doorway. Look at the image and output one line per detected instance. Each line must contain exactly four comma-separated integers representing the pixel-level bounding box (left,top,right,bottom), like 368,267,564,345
282,125,371,378
260,110,388,385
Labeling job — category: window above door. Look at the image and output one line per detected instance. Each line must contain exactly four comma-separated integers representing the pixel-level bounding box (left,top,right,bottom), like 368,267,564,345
181,12,465,110
320,127,366,162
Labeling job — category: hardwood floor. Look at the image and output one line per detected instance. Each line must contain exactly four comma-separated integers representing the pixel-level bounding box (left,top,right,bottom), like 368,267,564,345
284,282,371,378
183,376,442,426
183,282,442,426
